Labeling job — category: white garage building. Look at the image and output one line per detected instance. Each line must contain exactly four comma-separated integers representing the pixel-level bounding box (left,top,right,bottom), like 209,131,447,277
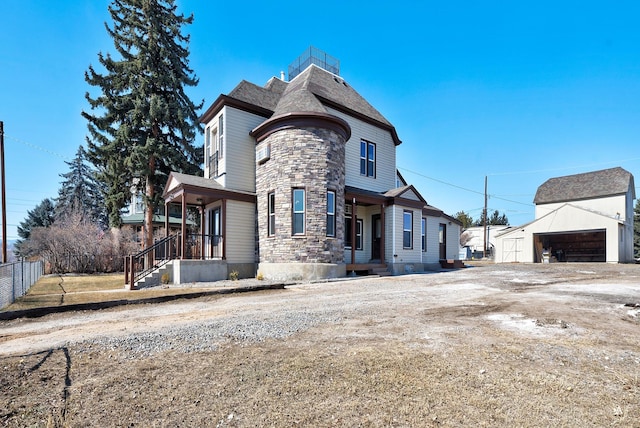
494,167,635,264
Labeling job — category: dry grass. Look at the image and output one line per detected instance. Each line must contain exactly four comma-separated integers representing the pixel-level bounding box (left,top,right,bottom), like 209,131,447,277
27,274,124,294
3,274,215,312
1,333,638,427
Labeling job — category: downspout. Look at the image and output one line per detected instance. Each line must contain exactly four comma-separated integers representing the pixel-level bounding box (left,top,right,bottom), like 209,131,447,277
351,198,356,265
392,205,396,264
380,203,385,265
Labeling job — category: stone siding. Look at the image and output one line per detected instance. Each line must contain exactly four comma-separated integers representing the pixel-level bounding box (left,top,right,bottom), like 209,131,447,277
256,126,345,264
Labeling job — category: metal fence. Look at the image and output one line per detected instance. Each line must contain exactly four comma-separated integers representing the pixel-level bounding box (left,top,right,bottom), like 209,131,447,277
0,259,44,309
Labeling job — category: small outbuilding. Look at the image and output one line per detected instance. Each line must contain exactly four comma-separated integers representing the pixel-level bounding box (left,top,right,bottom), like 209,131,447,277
494,167,635,263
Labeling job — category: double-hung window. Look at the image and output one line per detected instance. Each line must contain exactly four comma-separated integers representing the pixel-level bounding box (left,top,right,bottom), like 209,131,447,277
268,192,275,236
293,189,305,235
218,114,224,159
360,141,376,177
345,217,363,250
421,218,427,252
403,211,413,249
327,191,336,237
205,126,211,163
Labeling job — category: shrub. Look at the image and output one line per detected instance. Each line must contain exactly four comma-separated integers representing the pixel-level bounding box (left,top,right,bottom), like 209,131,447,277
229,270,239,281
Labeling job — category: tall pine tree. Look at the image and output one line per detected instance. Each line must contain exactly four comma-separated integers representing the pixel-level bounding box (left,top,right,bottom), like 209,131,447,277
55,145,108,229
83,0,203,250
15,198,56,257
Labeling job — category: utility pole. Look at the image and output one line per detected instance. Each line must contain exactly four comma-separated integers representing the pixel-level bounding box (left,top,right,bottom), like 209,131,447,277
0,121,6,264
483,175,488,258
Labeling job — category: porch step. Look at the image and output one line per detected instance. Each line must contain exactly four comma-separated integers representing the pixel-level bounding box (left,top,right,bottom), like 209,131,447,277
371,267,391,276
439,259,466,269
346,263,390,277
135,262,173,288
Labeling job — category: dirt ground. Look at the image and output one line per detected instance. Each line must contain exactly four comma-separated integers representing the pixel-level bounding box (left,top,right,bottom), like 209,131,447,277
1,263,639,427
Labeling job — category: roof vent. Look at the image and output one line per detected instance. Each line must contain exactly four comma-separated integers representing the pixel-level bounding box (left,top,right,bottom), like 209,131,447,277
288,46,340,80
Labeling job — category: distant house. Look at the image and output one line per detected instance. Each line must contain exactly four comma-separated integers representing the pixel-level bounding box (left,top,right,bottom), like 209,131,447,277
461,225,511,259
494,167,635,263
155,48,461,285
121,191,194,239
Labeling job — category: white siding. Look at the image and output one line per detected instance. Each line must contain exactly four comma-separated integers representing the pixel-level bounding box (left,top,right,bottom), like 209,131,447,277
399,189,422,202
495,204,623,263
225,200,256,263
535,194,626,220
446,222,461,259
326,106,396,193
386,205,422,264
203,106,264,193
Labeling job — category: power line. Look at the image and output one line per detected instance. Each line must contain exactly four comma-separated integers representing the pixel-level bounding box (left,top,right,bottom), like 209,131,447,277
399,166,534,207
398,167,485,196
5,134,70,160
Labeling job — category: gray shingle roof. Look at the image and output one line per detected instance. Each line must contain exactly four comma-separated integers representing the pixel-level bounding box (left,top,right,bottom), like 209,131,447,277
274,65,392,126
227,77,286,112
533,167,634,204
221,64,399,144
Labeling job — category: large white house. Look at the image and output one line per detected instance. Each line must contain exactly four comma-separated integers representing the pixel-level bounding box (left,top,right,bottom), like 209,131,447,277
157,49,461,284
494,167,635,263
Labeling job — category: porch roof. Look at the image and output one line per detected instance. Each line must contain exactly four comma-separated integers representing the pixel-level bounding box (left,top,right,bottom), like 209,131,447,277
162,172,256,206
345,185,425,209
121,213,195,226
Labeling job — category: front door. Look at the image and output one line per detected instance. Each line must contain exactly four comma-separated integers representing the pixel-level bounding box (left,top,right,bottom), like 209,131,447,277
371,214,381,261
439,223,447,259
208,207,222,258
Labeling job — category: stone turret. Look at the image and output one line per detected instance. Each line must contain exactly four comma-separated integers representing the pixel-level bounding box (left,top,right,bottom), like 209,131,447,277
251,65,351,280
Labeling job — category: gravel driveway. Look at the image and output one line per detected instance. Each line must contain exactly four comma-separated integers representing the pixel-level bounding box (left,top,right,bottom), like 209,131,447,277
1,263,639,426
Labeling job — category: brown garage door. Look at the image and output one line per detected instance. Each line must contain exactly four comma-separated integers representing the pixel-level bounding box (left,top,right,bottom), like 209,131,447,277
533,230,606,262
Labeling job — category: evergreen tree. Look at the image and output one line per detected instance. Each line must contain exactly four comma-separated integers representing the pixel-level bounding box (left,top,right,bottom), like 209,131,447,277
83,0,203,250
15,198,55,256
634,199,640,259
454,210,475,229
488,210,509,225
56,145,108,229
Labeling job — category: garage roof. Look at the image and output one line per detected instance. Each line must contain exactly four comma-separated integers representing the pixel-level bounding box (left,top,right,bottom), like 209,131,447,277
534,167,634,204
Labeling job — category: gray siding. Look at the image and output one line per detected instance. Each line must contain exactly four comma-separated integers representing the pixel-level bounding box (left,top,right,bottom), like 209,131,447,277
225,200,256,263
326,106,396,193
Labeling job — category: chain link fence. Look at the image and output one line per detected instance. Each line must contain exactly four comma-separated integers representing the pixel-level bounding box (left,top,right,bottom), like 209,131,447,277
0,259,44,309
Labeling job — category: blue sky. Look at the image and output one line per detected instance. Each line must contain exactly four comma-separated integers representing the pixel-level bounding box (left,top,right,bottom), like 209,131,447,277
1,1,640,241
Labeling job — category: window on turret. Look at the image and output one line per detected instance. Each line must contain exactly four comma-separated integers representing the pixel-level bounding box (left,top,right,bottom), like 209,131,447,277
360,141,376,178
293,188,305,235
268,192,275,236
327,191,336,237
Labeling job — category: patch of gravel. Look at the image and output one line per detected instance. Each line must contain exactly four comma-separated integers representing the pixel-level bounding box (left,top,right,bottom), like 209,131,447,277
75,309,343,359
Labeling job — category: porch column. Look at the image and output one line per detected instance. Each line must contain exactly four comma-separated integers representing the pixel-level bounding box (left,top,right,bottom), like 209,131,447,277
222,198,227,260
181,193,186,259
351,198,356,265
200,205,205,260
380,203,385,264
164,200,169,238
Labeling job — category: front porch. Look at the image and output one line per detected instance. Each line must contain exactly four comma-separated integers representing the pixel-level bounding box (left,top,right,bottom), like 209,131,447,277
346,263,391,276
125,172,257,289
